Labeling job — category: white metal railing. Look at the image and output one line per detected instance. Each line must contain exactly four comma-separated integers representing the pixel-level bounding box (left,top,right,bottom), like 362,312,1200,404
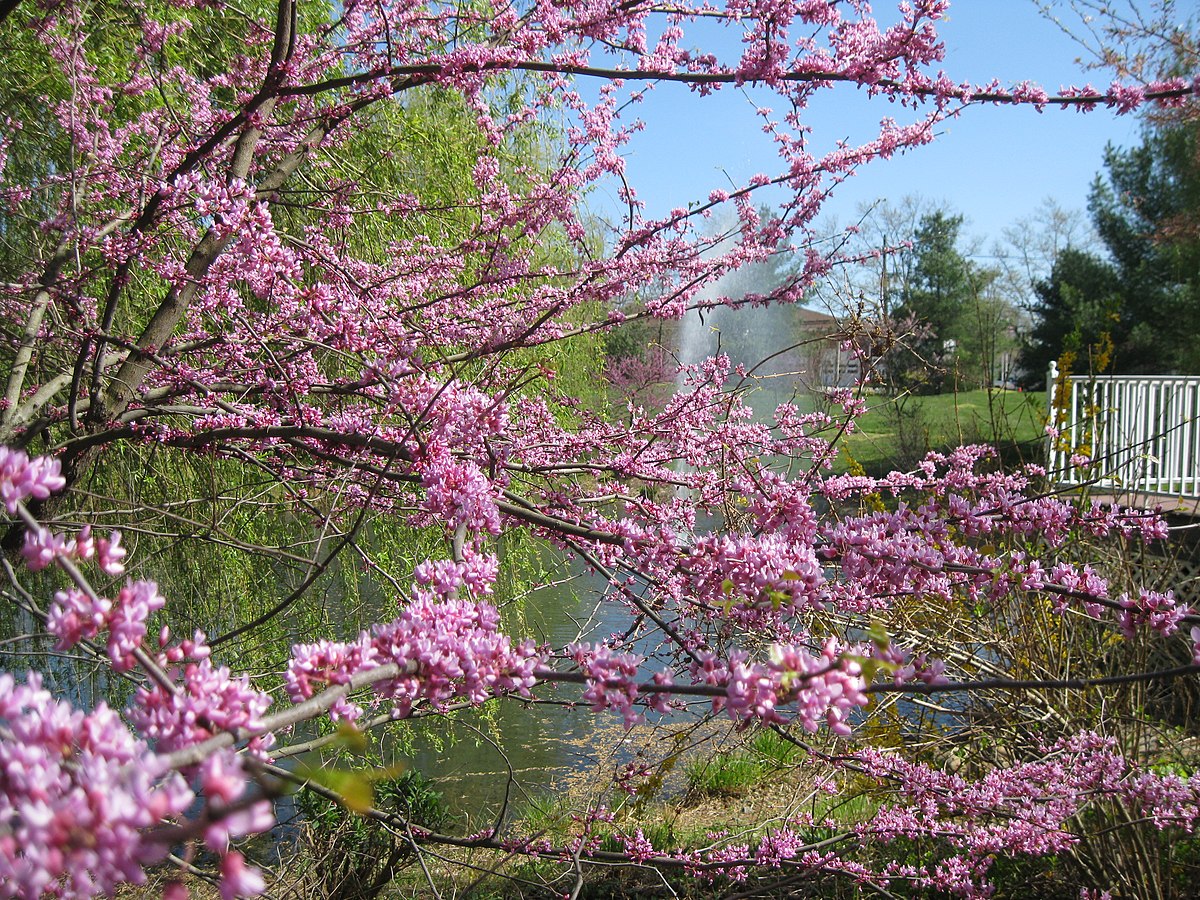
1046,361,1200,499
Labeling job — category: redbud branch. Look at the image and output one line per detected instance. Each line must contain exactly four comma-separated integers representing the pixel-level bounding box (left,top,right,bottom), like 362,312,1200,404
270,698,476,760
866,663,1200,695
160,655,1200,792
565,538,704,666
11,501,180,698
820,545,1200,628
146,790,274,846
1,557,147,690
54,423,415,463
281,61,1195,108
261,759,855,872
496,491,626,545
935,558,1200,626
159,661,409,770
531,664,848,698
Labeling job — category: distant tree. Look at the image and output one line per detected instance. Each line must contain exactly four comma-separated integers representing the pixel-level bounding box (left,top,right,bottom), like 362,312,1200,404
804,194,931,329
1018,12,1200,376
998,197,1097,294
889,210,999,392
956,271,1025,389
1092,114,1200,372
1019,247,1124,380
1019,115,1200,376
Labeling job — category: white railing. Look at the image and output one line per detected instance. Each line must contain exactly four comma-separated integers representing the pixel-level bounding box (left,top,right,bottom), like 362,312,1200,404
1046,362,1200,499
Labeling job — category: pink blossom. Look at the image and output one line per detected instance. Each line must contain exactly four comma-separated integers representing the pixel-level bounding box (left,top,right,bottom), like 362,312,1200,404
46,587,110,649
570,642,643,727
20,526,67,571
288,599,541,721
107,581,167,670
218,851,265,900
130,656,272,755
1118,589,1189,638
96,530,127,576
0,672,193,897
204,799,274,852
0,447,65,513
418,452,502,536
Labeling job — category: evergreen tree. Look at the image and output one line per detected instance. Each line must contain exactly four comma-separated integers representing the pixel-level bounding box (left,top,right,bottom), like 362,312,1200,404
1022,105,1200,375
1090,114,1200,372
1019,247,1123,379
891,211,987,392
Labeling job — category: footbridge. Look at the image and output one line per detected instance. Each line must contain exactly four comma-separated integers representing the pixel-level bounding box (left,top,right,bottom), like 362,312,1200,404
1046,362,1200,515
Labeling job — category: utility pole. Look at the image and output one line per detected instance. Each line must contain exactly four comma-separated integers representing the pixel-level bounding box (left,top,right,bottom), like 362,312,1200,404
881,233,893,396
880,232,890,323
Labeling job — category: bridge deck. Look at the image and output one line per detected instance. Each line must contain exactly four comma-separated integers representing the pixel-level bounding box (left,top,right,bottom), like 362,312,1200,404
1086,493,1200,519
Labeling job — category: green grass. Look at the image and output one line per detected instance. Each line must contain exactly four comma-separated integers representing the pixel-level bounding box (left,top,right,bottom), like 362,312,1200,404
810,791,878,829
683,729,804,797
684,752,766,797
839,388,1048,474
748,729,802,767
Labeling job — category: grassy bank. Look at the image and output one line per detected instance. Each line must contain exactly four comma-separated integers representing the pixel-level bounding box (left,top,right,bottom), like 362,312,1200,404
838,388,1048,474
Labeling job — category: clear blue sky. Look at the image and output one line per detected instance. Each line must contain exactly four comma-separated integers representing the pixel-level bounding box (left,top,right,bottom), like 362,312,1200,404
588,2,1154,248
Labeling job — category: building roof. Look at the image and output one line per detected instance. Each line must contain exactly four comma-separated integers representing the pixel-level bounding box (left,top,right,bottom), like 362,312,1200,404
794,307,839,326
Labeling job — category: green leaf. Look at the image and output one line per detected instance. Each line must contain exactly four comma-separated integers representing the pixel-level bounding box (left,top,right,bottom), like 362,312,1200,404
858,658,883,683
333,720,369,754
297,765,375,814
866,618,890,650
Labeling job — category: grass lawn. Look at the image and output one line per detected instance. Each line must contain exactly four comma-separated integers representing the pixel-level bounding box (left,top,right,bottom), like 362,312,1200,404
837,389,1049,474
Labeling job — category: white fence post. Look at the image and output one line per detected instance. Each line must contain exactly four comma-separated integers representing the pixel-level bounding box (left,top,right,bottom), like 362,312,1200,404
1046,361,1059,475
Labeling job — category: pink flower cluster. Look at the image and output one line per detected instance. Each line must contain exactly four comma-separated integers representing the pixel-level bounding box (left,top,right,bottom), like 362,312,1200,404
21,524,126,576
412,544,500,600
0,672,192,898
686,532,826,620
287,598,542,720
417,451,502,536
46,580,165,671
0,447,65,513
873,641,948,686
130,651,274,756
568,642,646,727
766,641,868,734
856,732,1200,896
1,457,162,674
0,450,277,897
1046,562,1111,618
1117,589,1189,638
687,640,868,734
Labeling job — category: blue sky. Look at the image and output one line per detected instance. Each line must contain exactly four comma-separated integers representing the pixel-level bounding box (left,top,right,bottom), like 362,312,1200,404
588,3,1153,249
